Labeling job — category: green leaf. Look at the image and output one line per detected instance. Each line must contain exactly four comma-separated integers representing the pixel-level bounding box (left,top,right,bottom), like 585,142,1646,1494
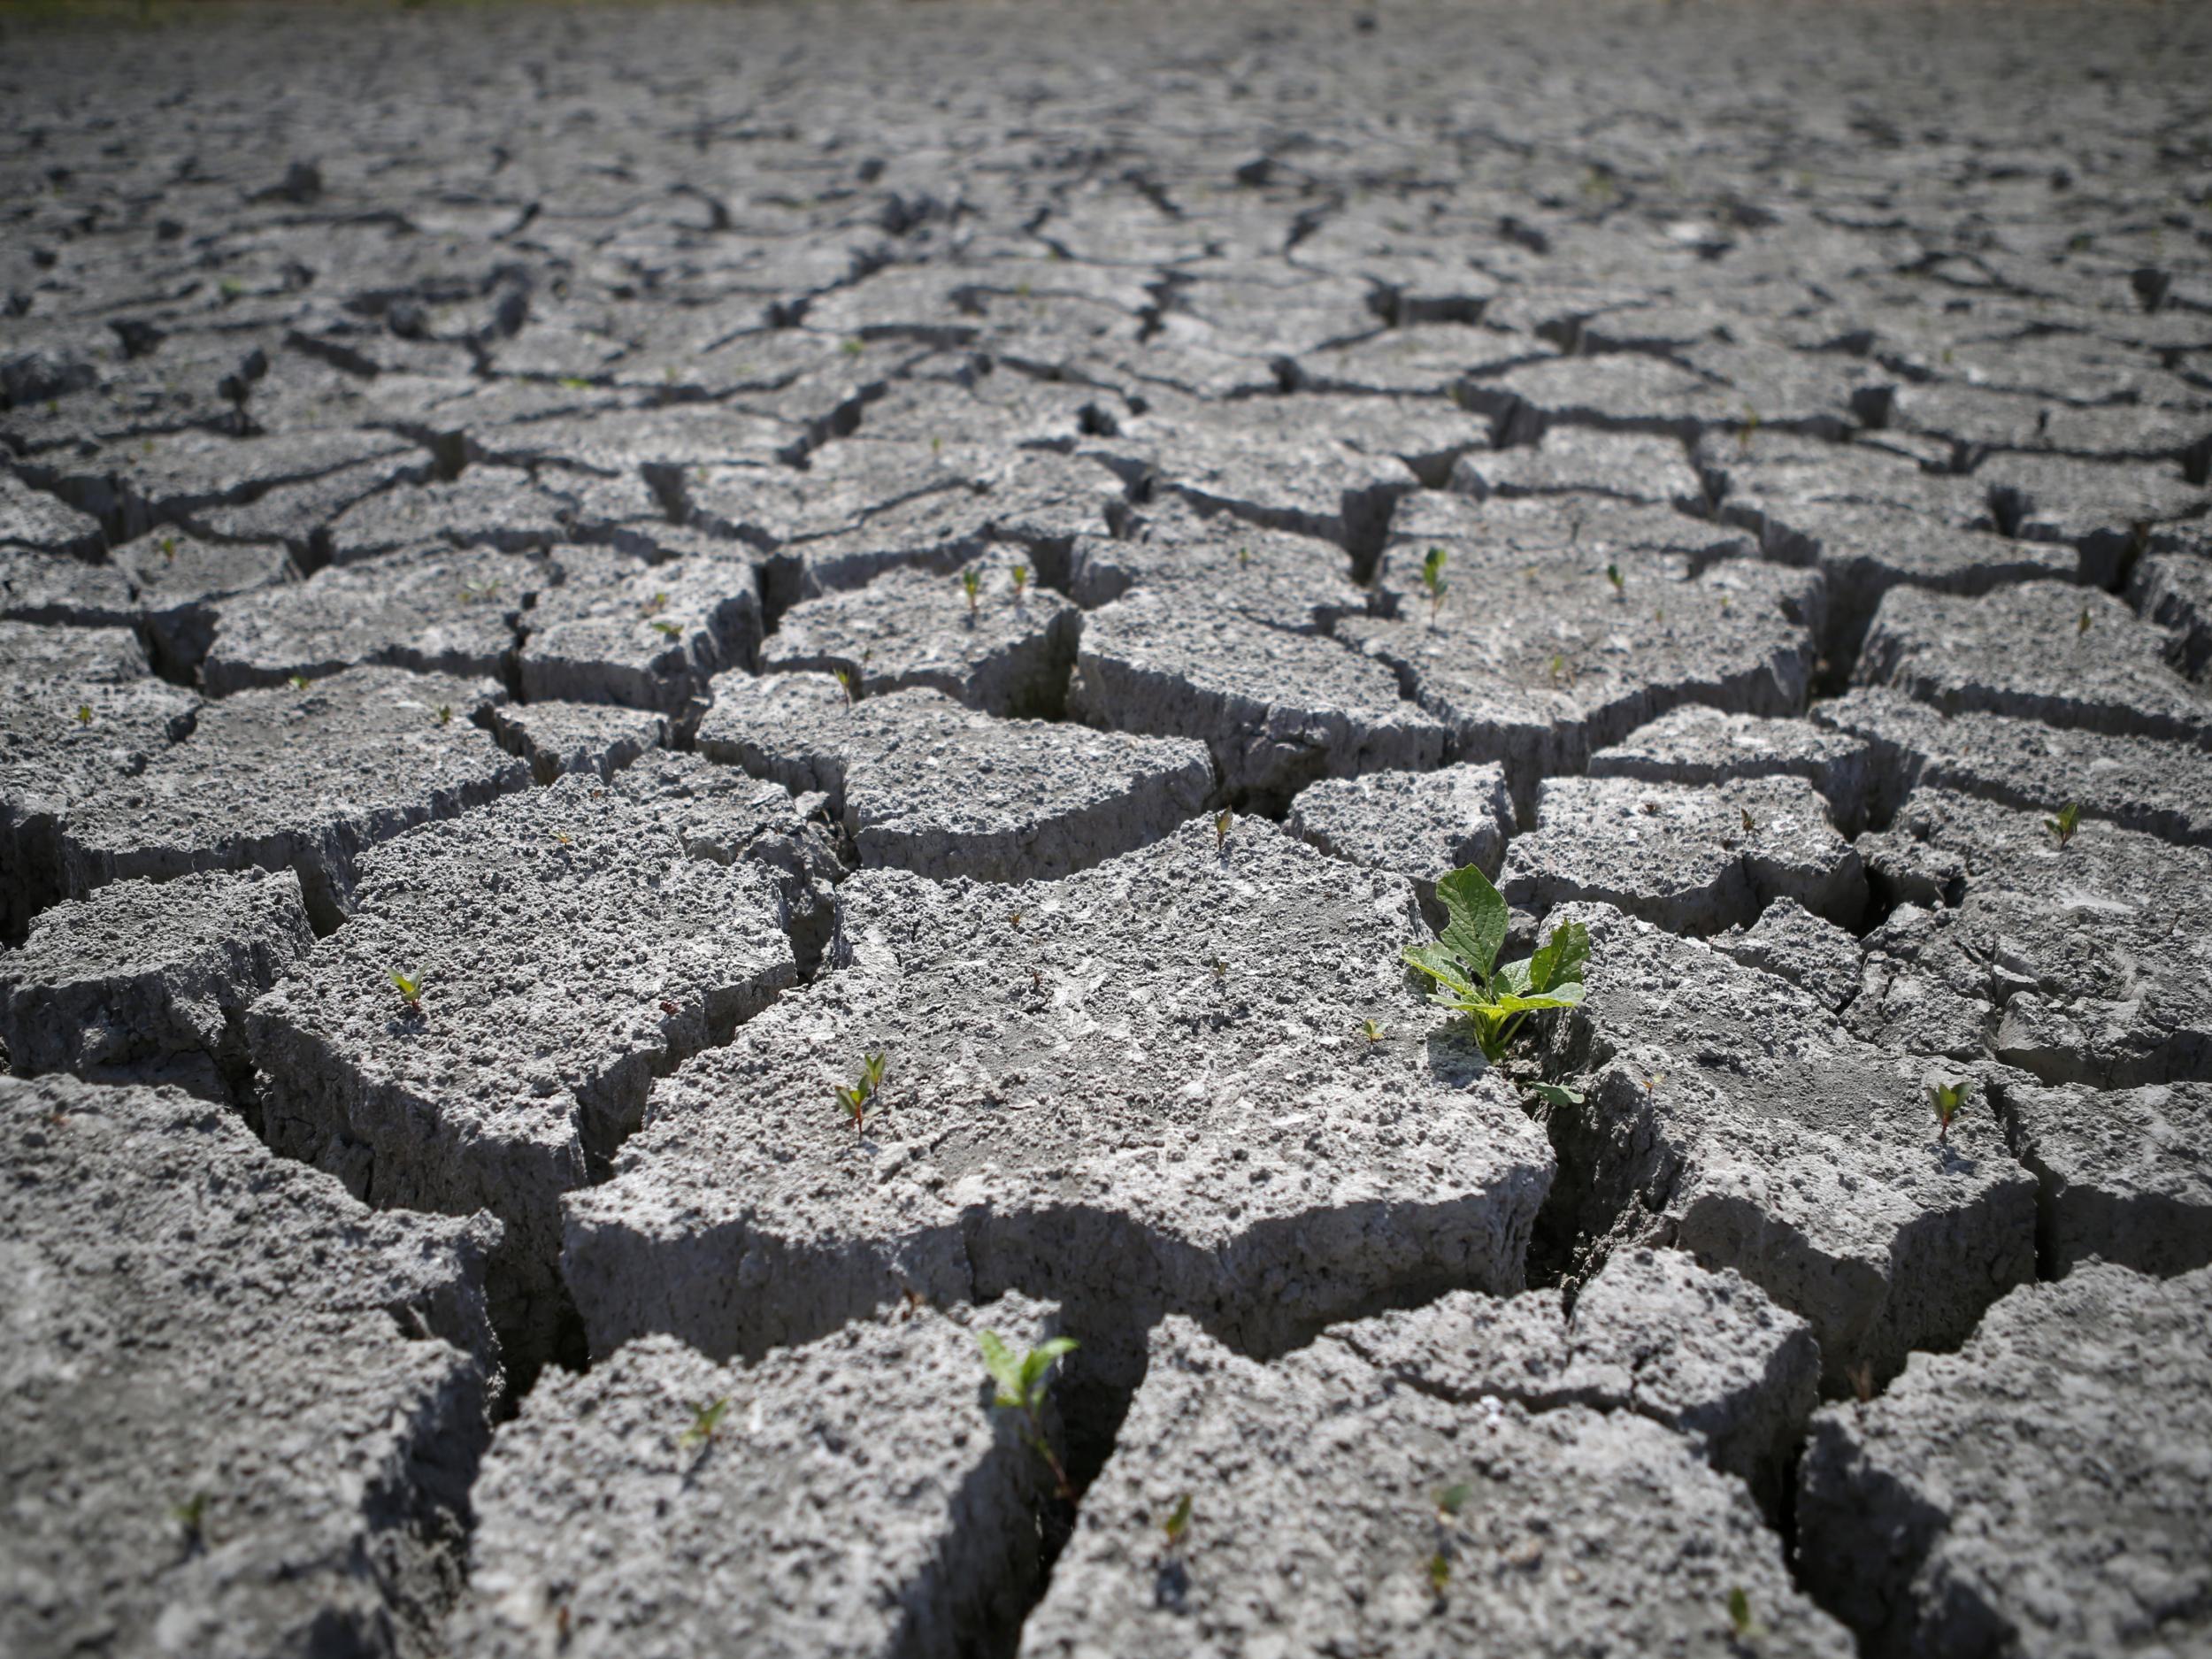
1018,1336,1079,1403
1488,984,1585,1015
1436,1481,1472,1517
976,1329,1025,1403
1402,941,1474,997
1432,864,1508,981
1492,957,1533,996
1528,920,1590,993
1162,1491,1192,1541
1526,1082,1585,1110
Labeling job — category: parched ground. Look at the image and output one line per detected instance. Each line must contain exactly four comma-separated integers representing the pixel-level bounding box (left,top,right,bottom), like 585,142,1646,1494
4,2,2211,1655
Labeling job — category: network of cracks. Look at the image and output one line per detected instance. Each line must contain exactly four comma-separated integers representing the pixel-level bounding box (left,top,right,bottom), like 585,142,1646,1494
4,3,2211,1656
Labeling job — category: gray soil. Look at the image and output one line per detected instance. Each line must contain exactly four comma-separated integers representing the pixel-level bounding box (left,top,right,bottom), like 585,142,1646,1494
3,2,2208,1655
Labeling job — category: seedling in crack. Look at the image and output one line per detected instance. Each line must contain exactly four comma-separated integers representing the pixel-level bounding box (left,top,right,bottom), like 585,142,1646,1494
961,566,981,616
1402,865,1588,1063
1361,1018,1386,1043
2045,801,2080,849
836,1053,887,1137
288,673,310,692
649,619,683,641
388,971,424,1017
978,1328,1079,1502
1420,546,1448,626
171,1491,211,1550
1929,1078,1969,1141
459,580,503,603
679,1397,730,1451
1604,562,1624,597
74,703,92,725
1426,1550,1451,1598
833,666,860,705
2078,604,2092,635
1213,808,1233,853
1010,562,1030,600
1161,1492,1193,1550
1726,1586,1768,1640
435,704,453,726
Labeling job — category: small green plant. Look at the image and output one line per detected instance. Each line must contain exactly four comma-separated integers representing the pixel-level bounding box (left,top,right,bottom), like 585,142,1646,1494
1736,405,1761,455
1210,956,1228,985
1236,546,1252,570
1361,1018,1386,1043
435,704,453,726
1420,546,1448,626
1402,865,1588,1063
961,566,981,615
2045,800,2080,849
2078,604,2092,635
650,619,683,640
74,703,92,725
1426,1549,1451,1597
159,534,177,562
1435,1482,1471,1519
833,666,859,704
1213,808,1233,853
841,337,865,357
1604,562,1624,596
1526,1081,1585,1110
288,673,310,692
1929,1078,1969,1141
458,580,502,603
1727,1585,1767,1640
557,376,590,390
1010,563,1030,599
979,1329,1079,1501
679,1397,730,1451
171,1491,211,1549
835,1053,887,1136
639,591,668,616
1161,1492,1193,1549
389,971,424,1016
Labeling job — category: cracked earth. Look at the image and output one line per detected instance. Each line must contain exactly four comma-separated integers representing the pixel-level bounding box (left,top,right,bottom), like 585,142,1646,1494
4,2,2211,1655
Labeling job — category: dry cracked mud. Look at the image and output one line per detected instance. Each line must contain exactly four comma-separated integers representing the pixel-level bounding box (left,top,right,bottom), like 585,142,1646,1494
4,2,2209,1655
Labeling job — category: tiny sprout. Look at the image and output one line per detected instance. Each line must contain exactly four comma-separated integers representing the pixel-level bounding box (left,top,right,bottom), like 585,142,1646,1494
1213,809,1233,853
1427,1550,1451,1597
1847,1360,1876,1404
1162,1492,1193,1547
1420,546,1448,626
1010,563,1030,599
1548,652,1566,685
1929,1078,1969,1141
1361,1018,1386,1043
1526,1081,1585,1110
663,365,680,383
833,666,859,704
288,674,310,692
219,277,242,300
841,337,865,358
1605,562,1624,595
650,619,683,640
1435,1482,1471,1519
1736,405,1761,455
1236,546,1252,570
172,1491,211,1547
1009,910,1023,928
836,1082,869,1135
2045,800,2080,849
1740,807,1756,833
931,434,943,457
557,376,590,390
979,1329,1079,1502
435,704,452,726
639,591,668,616
1210,956,1227,985
389,970,424,1015
2078,604,2092,635
862,1051,887,1094
1726,1585,1770,1639
159,534,177,561
679,1397,730,1451
74,703,92,725
961,566,981,614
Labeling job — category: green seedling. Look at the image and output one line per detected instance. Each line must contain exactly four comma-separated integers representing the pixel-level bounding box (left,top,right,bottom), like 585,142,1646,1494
1929,1078,1969,1141
288,674,310,692
1426,1549,1451,1597
159,534,177,562
931,434,943,457
1727,1585,1767,1640
74,703,92,725
1010,563,1030,599
171,1491,211,1548
1420,545,1448,626
650,619,683,640
862,1051,887,1095
841,337,865,357
1210,956,1228,985
979,1329,1079,1501
1402,865,1589,1063
1548,651,1569,686
1161,1492,1193,1548
639,591,668,616
219,278,242,301
961,566,981,615
1604,562,1624,596
1236,546,1252,570
1361,1018,1386,1043
663,365,680,384
557,376,591,390
435,704,452,726
458,580,502,603
836,1053,887,1137
1435,1482,1471,1520
833,666,860,704
2045,800,2080,849
1213,808,1233,853
389,971,424,1016
2078,603,2092,635
679,1397,730,1451
1737,405,1761,455
1526,1081,1585,1110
